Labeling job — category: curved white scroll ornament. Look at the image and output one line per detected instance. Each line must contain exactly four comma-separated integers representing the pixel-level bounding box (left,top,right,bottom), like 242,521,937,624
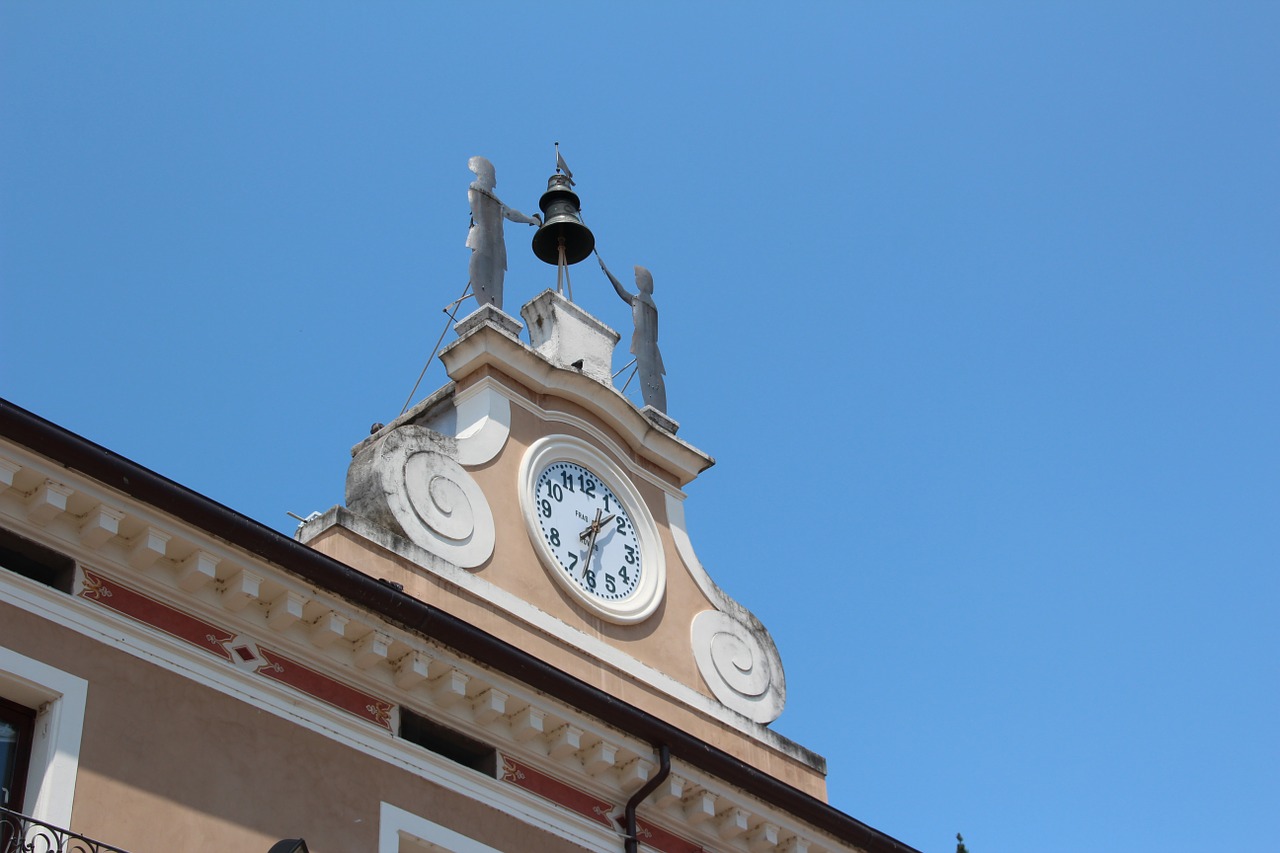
454,384,511,467
376,427,495,568
692,612,779,723
668,494,786,724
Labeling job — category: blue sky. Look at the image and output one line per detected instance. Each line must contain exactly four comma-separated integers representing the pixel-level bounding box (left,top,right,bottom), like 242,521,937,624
3,4,1277,851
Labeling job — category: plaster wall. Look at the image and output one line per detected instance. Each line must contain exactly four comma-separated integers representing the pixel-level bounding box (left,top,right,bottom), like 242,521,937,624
306,526,824,799
0,601,589,853
472,394,714,678
313,368,825,798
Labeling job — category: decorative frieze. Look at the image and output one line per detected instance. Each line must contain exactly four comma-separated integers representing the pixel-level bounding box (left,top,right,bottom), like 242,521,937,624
0,449,835,853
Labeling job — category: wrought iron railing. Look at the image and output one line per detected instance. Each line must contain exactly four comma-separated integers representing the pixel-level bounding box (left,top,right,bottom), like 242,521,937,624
0,806,132,853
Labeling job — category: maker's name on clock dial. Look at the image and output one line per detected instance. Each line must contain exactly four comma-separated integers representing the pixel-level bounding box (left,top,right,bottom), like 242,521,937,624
534,461,642,602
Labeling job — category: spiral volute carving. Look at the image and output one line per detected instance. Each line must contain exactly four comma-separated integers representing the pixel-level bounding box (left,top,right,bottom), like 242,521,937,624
692,610,785,724
365,426,495,569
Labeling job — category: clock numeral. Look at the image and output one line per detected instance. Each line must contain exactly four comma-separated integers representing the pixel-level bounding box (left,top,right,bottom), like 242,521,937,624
624,545,636,565
605,574,616,594
565,552,578,572
577,474,596,498
548,482,564,502
603,494,612,512
584,570,596,591
560,470,575,492
619,566,631,585
539,499,552,518
549,528,561,547
615,516,628,535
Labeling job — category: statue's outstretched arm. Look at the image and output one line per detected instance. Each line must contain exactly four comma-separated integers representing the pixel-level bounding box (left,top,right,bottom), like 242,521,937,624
598,255,634,303
502,205,541,227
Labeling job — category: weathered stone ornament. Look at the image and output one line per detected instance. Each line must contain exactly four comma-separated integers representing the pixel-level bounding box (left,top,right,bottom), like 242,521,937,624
345,425,496,569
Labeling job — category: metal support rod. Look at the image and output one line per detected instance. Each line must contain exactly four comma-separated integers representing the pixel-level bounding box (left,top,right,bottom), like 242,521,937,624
399,281,472,416
556,239,573,301
623,743,670,853
612,358,637,380
555,244,564,294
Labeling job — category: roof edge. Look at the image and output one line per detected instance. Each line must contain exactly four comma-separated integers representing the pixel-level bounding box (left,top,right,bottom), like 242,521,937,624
0,397,920,853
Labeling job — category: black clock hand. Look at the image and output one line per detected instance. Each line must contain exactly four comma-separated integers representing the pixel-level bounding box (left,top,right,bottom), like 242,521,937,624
580,509,604,578
578,512,615,542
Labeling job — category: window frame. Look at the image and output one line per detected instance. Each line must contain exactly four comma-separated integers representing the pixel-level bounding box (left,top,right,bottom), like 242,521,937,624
0,695,36,810
0,646,87,828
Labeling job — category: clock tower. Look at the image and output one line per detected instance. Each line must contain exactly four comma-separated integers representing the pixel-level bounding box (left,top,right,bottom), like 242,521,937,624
0,155,920,853
298,286,810,785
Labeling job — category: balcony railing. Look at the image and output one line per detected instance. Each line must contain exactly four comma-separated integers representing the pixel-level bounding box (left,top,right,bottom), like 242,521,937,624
0,806,132,853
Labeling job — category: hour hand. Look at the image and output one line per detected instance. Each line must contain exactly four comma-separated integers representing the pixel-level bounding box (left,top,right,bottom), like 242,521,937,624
578,512,615,541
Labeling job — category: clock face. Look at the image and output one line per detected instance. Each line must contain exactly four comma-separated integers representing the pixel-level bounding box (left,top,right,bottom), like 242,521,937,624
520,435,665,624
533,461,642,602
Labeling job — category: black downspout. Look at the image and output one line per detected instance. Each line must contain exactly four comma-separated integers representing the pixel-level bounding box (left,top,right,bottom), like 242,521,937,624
623,744,670,853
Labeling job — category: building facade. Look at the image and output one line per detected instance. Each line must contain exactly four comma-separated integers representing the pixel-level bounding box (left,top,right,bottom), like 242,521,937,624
0,292,919,852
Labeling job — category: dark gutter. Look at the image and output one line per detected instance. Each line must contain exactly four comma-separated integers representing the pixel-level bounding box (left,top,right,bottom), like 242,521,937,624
0,398,921,853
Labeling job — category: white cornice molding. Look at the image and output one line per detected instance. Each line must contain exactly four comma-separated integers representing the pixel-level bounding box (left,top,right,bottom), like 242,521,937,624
0,560,838,853
305,505,801,747
438,318,714,486
0,443,840,853
454,381,511,467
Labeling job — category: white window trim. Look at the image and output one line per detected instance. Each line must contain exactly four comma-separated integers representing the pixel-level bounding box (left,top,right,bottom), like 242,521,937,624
379,802,503,853
0,646,87,829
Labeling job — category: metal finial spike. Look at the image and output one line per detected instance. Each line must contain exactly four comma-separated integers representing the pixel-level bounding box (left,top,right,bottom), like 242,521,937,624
555,144,574,186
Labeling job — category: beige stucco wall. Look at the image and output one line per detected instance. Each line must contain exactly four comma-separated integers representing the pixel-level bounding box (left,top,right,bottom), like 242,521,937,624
471,392,716,681
0,601,590,853
310,368,827,799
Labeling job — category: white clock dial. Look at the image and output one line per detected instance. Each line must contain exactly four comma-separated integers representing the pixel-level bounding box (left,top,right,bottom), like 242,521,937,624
533,461,642,602
519,435,666,624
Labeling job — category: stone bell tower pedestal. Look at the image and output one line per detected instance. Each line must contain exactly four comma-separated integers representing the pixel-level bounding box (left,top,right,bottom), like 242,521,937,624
520,289,619,385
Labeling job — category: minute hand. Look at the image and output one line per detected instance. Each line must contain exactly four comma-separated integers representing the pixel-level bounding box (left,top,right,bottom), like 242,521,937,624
579,510,615,578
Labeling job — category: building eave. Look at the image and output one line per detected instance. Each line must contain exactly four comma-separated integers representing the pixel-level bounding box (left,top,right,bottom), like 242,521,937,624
0,397,920,853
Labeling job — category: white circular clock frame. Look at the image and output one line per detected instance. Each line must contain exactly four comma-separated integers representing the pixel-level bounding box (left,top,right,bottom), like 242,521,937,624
518,435,666,624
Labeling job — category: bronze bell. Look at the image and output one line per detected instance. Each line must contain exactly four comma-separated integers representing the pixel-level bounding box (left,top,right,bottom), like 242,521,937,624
532,174,595,265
